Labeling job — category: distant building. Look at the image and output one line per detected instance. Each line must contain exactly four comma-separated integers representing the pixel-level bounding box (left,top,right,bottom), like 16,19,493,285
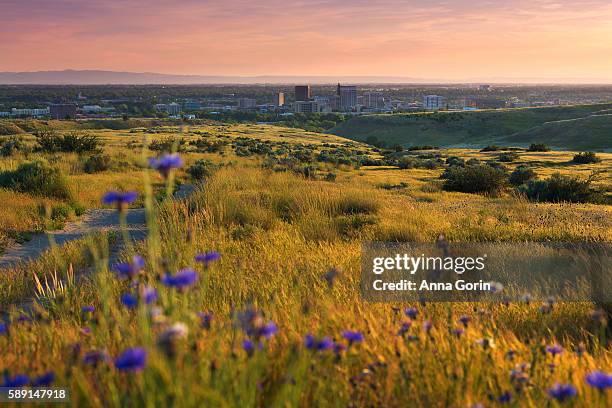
295,85,311,102
294,101,320,113
11,108,49,117
238,98,257,109
0,112,9,117
363,92,385,109
423,95,445,110
167,102,181,115
313,96,333,112
49,104,76,119
274,92,285,107
82,105,102,113
184,100,201,111
479,84,491,91
337,84,358,111
462,97,505,109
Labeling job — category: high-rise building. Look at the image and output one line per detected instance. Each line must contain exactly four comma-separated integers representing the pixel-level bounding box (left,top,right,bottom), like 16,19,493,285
294,101,320,113
50,104,77,119
295,85,311,102
238,98,257,109
167,103,182,115
363,92,385,109
274,92,285,107
337,84,357,111
423,95,445,110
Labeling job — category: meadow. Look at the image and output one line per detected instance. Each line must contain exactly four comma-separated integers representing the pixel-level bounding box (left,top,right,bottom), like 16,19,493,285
0,121,610,407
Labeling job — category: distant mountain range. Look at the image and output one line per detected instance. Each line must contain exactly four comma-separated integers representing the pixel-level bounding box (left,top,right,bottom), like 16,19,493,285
0,70,610,85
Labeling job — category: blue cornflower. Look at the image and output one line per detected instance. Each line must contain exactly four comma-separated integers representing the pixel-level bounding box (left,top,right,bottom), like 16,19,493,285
195,251,221,267
342,330,364,344
546,344,564,357
404,307,418,319
548,383,577,402
242,339,255,357
397,321,412,336
114,255,145,280
585,371,612,390
161,268,198,289
120,293,138,309
498,391,512,403
149,154,183,178
82,306,95,313
198,312,213,330
83,350,110,367
3,374,30,387
0,322,7,335
459,315,470,327
260,322,278,339
141,286,157,304
452,328,464,338
304,334,333,351
114,347,147,372
31,371,55,387
102,191,138,211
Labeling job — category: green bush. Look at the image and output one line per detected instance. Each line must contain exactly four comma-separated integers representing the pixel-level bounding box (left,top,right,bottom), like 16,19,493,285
572,152,601,164
520,173,603,203
497,152,519,162
0,161,72,199
443,165,507,195
528,143,550,152
83,153,112,173
509,165,537,186
187,159,219,181
0,136,29,157
35,129,100,153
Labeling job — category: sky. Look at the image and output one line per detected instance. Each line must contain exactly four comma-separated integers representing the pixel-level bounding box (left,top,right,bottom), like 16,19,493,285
1,0,612,81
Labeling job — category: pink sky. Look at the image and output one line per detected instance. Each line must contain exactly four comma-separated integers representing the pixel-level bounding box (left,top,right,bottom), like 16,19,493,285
2,0,612,81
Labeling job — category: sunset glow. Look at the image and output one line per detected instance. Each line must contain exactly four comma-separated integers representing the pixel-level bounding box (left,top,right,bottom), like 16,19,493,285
2,0,612,81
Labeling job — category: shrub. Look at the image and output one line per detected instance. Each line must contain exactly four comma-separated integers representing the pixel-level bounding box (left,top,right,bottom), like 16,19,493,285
528,143,550,152
187,159,219,181
35,129,100,153
520,173,602,203
83,154,112,173
572,152,601,164
480,145,502,152
0,161,72,199
0,121,24,136
0,136,29,156
446,156,465,167
149,137,187,152
443,165,507,195
509,165,537,186
497,152,519,162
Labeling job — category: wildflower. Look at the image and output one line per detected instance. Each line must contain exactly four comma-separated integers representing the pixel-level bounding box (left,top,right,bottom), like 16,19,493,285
546,344,564,357
476,338,495,350
305,334,334,351
158,323,189,357
161,268,198,289
114,347,147,372
0,322,7,335
81,305,95,313
397,321,412,336
520,293,533,304
3,373,30,387
505,349,516,361
114,255,145,280
236,307,277,340
83,350,110,367
342,330,364,345
102,191,138,211
404,307,418,319
423,320,432,335
141,285,158,304
459,315,470,327
548,383,577,402
333,342,346,356
323,268,339,287
585,371,612,390
452,328,464,338
120,293,138,309
149,153,183,178
242,339,255,357
498,391,512,403
489,282,504,293
81,327,92,336
195,251,221,267
31,371,55,387
197,312,213,330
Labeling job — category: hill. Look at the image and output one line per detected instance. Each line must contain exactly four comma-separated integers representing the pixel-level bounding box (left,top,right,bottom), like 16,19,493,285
330,103,612,151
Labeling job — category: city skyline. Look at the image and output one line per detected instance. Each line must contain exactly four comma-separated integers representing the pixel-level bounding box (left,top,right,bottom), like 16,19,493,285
2,0,612,82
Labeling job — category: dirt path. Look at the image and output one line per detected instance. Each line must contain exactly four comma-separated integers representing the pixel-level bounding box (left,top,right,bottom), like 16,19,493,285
0,184,194,270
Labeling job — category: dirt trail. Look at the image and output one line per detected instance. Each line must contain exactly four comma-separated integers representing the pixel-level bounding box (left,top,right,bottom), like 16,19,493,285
0,184,194,270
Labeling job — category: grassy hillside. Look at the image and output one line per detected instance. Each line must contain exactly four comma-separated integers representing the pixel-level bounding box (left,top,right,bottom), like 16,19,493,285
331,103,612,151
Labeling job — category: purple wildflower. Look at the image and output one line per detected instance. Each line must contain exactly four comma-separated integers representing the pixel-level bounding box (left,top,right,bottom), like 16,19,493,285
83,350,110,367
548,383,577,402
498,391,512,403
82,306,95,313
260,322,278,339
585,371,612,390
0,322,7,335
149,154,183,178
423,320,433,334
161,268,198,289
114,347,147,372
195,251,221,267
397,321,412,336
141,285,158,304
452,328,464,338
120,293,138,309
3,374,30,387
304,334,333,351
242,339,255,357
198,312,213,330
102,191,138,211
546,344,564,357
404,307,418,319
31,371,55,387
342,330,364,344
114,255,145,280
459,315,470,327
